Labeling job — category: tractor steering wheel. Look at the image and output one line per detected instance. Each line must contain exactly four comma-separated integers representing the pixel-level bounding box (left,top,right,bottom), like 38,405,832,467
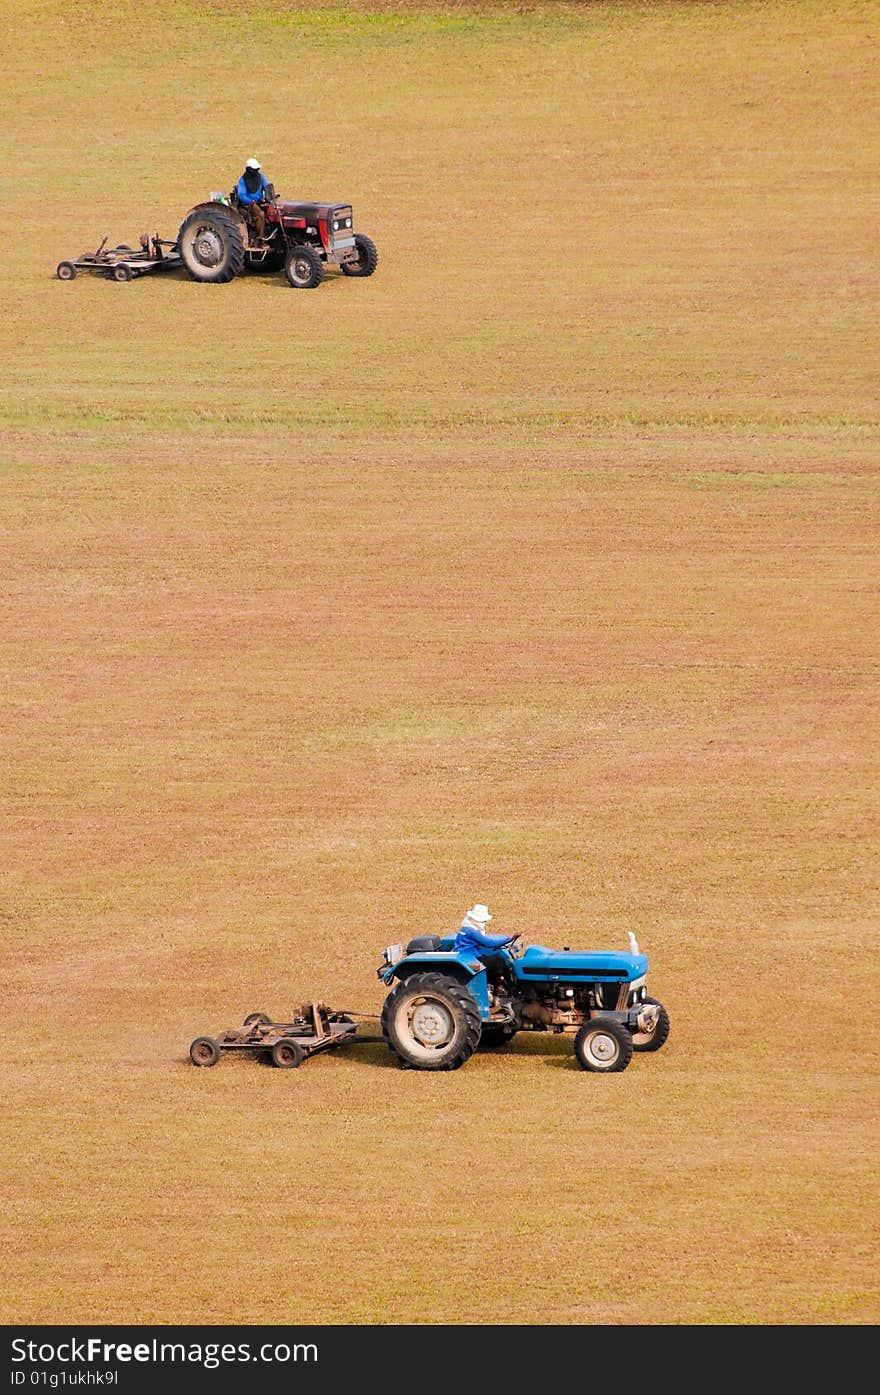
506,933,525,959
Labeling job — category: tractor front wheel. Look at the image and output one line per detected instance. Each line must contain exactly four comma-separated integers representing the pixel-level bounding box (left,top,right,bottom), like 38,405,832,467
284,245,324,289
574,1018,633,1073
382,972,481,1070
340,234,378,277
56,261,77,281
632,997,670,1052
177,208,245,284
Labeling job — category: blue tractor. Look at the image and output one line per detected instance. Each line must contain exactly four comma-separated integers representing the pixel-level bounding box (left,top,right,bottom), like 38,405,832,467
377,932,669,1072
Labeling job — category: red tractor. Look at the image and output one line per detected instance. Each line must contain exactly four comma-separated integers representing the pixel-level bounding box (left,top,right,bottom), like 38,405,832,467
176,187,378,288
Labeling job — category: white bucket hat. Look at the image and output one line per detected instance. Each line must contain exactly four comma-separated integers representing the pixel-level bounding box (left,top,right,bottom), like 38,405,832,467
245,157,262,170
465,903,492,926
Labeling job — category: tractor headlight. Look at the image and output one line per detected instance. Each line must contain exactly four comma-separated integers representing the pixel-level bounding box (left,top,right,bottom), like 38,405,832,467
384,943,404,965
345,218,352,228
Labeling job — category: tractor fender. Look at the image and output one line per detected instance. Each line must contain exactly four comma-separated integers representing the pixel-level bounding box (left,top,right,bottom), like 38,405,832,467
180,200,248,228
387,953,491,1019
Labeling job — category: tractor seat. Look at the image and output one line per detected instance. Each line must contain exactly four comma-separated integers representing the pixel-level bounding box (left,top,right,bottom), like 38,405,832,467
405,935,443,954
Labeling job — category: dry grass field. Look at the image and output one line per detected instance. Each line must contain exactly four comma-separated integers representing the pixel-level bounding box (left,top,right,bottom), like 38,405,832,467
2,0,878,1324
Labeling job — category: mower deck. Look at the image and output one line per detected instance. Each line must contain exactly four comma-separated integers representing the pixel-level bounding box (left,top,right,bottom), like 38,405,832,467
190,1003,359,1069
56,235,182,283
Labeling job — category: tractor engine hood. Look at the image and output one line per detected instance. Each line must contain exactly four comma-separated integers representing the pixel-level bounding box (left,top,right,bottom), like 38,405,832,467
272,200,348,222
515,946,648,982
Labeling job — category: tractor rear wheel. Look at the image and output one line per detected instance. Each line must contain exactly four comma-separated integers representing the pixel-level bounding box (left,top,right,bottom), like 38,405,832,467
177,208,245,283
574,1018,633,1073
631,997,670,1052
284,245,324,289
340,233,378,277
382,972,481,1070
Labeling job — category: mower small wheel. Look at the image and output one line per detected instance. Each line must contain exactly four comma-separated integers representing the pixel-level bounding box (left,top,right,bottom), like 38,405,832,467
340,233,378,278
243,1012,272,1027
190,1036,221,1068
271,1038,305,1069
56,261,77,281
632,997,670,1052
111,265,132,283
284,245,324,289
574,1018,634,1073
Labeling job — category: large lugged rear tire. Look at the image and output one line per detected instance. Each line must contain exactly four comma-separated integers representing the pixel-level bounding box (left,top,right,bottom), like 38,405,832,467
631,997,670,1052
177,208,245,283
382,972,481,1070
340,233,378,277
574,1018,634,1073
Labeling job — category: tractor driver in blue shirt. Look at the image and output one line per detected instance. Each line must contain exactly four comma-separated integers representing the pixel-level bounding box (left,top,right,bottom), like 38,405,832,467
234,157,271,240
454,904,521,990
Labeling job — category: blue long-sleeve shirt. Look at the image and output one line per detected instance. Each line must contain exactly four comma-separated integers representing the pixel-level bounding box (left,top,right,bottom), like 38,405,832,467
454,924,512,958
236,172,268,205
